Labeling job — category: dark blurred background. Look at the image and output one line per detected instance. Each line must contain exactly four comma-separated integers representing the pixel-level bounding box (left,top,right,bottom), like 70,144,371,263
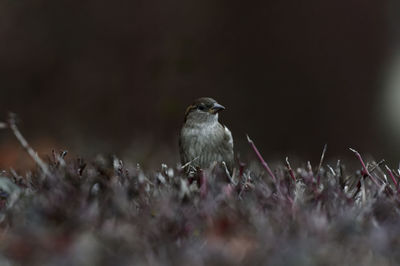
0,0,399,170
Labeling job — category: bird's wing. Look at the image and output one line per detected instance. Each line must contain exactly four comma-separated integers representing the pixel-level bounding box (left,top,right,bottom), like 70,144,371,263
179,128,198,167
220,124,234,172
223,125,234,150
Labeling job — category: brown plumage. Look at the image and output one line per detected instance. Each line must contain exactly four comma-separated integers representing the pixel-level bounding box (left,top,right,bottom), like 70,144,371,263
179,97,234,175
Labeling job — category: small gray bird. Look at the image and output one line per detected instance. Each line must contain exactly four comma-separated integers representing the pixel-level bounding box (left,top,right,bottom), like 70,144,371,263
179,97,234,175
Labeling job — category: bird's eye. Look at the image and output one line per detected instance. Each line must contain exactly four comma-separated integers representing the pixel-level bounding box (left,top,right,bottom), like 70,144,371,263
198,105,206,111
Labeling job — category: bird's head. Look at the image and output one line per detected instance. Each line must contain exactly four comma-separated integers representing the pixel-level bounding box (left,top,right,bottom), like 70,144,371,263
184,97,225,124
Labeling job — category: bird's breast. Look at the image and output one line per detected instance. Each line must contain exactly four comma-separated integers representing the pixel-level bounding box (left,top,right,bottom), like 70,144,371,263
180,123,225,167
182,123,223,146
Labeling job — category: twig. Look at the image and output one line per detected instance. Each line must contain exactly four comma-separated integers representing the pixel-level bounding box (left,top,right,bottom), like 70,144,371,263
181,157,199,169
360,174,366,204
349,148,380,187
246,134,276,182
385,165,399,191
317,144,328,174
222,161,237,186
285,157,296,182
7,113,50,177
368,159,385,174
327,165,336,176
316,144,327,186
307,161,314,181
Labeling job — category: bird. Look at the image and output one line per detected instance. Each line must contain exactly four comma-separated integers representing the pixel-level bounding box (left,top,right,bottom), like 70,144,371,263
179,97,234,176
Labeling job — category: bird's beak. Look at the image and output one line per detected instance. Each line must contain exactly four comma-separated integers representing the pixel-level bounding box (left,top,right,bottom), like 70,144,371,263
210,103,225,114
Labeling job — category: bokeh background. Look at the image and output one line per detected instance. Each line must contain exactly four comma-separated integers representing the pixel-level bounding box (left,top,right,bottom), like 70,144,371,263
0,0,399,170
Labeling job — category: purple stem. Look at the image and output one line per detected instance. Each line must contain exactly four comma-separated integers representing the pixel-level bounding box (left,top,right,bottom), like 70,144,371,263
385,165,399,192
247,135,276,182
349,148,380,187
285,157,296,182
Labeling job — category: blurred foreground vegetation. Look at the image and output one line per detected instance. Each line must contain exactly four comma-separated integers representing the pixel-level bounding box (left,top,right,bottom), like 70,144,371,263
0,119,400,266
